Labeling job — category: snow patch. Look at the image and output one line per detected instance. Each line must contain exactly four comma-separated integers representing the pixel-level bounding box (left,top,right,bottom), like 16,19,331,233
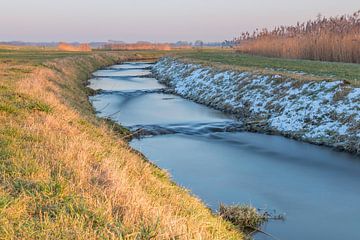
153,57,360,152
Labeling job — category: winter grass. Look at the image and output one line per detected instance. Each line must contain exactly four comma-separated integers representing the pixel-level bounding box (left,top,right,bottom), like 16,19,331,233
173,50,360,86
0,47,242,239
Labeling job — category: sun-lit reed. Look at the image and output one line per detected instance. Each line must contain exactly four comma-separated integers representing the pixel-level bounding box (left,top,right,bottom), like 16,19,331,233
232,11,360,63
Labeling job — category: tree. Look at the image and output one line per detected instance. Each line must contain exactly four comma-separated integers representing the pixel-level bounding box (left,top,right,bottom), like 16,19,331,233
194,40,204,47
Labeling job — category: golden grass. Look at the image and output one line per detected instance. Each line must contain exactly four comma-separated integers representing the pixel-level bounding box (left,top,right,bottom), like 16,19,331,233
0,45,21,50
0,50,242,239
233,10,360,63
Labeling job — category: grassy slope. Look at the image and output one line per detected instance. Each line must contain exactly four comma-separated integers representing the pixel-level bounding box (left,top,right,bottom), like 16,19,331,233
0,48,242,239
173,49,360,86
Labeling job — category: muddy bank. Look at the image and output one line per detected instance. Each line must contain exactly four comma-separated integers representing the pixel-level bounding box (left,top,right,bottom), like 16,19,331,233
152,57,360,154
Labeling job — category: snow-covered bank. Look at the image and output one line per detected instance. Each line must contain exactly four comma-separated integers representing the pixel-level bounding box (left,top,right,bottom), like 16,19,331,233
152,57,360,154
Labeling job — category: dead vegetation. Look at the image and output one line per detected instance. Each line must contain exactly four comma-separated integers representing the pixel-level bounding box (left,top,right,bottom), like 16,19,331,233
219,204,285,240
233,10,360,63
219,204,267,233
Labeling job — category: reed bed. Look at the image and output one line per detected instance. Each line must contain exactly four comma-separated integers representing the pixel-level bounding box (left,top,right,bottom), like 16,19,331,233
233,11,360,63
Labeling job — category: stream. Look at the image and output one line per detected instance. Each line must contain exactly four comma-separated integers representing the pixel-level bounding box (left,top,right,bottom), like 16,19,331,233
89,62,360,240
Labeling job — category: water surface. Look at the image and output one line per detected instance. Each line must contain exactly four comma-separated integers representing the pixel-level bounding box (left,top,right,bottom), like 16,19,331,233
90,62,360,240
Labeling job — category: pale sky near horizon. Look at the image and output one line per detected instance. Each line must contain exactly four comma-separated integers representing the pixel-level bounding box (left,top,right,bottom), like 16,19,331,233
0,0,358,43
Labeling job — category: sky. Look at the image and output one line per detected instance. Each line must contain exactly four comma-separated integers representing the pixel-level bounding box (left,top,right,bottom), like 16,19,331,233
0,0,358,43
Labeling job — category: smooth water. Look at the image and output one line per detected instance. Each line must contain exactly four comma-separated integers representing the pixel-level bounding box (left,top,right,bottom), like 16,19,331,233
90,62,360,240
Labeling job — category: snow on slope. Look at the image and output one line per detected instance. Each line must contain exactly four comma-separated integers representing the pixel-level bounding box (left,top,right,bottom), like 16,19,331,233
152,57,360,153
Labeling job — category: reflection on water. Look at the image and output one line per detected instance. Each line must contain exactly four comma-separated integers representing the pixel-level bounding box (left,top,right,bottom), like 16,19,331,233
90,62,360,240
108,62,153,69
90,91,233,126
93,68,151,77
88,77,164,91
131,133,360,240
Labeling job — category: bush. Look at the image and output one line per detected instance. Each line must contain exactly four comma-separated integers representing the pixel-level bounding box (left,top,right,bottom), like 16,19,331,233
219,204,267,233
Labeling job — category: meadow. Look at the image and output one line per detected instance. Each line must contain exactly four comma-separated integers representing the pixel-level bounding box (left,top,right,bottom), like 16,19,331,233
0,47,242,239
174,49,360,86
0,44,359,239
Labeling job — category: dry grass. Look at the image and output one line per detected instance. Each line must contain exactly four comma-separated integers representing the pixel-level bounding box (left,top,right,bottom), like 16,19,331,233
219,204,267,233
233,10,360,63
0,48,242,239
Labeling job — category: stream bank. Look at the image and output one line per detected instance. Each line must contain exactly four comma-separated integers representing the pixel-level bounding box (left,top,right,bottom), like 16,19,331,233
90,61,360,240
152,57,360,154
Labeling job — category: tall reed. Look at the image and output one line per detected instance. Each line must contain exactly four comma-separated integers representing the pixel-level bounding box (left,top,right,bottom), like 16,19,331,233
232,11,360,63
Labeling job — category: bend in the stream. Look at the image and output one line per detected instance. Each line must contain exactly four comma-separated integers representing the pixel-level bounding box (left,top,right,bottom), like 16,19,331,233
89,62,360,240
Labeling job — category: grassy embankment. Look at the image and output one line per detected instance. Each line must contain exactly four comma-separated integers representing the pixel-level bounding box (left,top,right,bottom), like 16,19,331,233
173,49,360,86
0,47,242,239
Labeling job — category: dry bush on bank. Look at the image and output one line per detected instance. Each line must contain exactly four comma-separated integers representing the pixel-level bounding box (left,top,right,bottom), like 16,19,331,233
219,204,267,233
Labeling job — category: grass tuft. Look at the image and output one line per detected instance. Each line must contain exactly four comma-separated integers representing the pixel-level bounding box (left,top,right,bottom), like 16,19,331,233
219,204,267,234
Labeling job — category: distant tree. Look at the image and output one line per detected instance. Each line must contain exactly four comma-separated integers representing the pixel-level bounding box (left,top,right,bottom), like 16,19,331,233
194,40,204,47
175,41,191,46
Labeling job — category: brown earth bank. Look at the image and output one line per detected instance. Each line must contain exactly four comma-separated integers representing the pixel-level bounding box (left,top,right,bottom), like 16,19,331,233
0,51,242,239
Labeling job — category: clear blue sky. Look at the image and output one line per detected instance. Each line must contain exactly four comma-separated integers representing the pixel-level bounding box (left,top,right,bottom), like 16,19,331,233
0,0,358,42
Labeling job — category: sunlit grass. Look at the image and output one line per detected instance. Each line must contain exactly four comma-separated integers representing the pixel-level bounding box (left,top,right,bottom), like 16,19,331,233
174,49,360,86
233,10,360,64
0,47,242,239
